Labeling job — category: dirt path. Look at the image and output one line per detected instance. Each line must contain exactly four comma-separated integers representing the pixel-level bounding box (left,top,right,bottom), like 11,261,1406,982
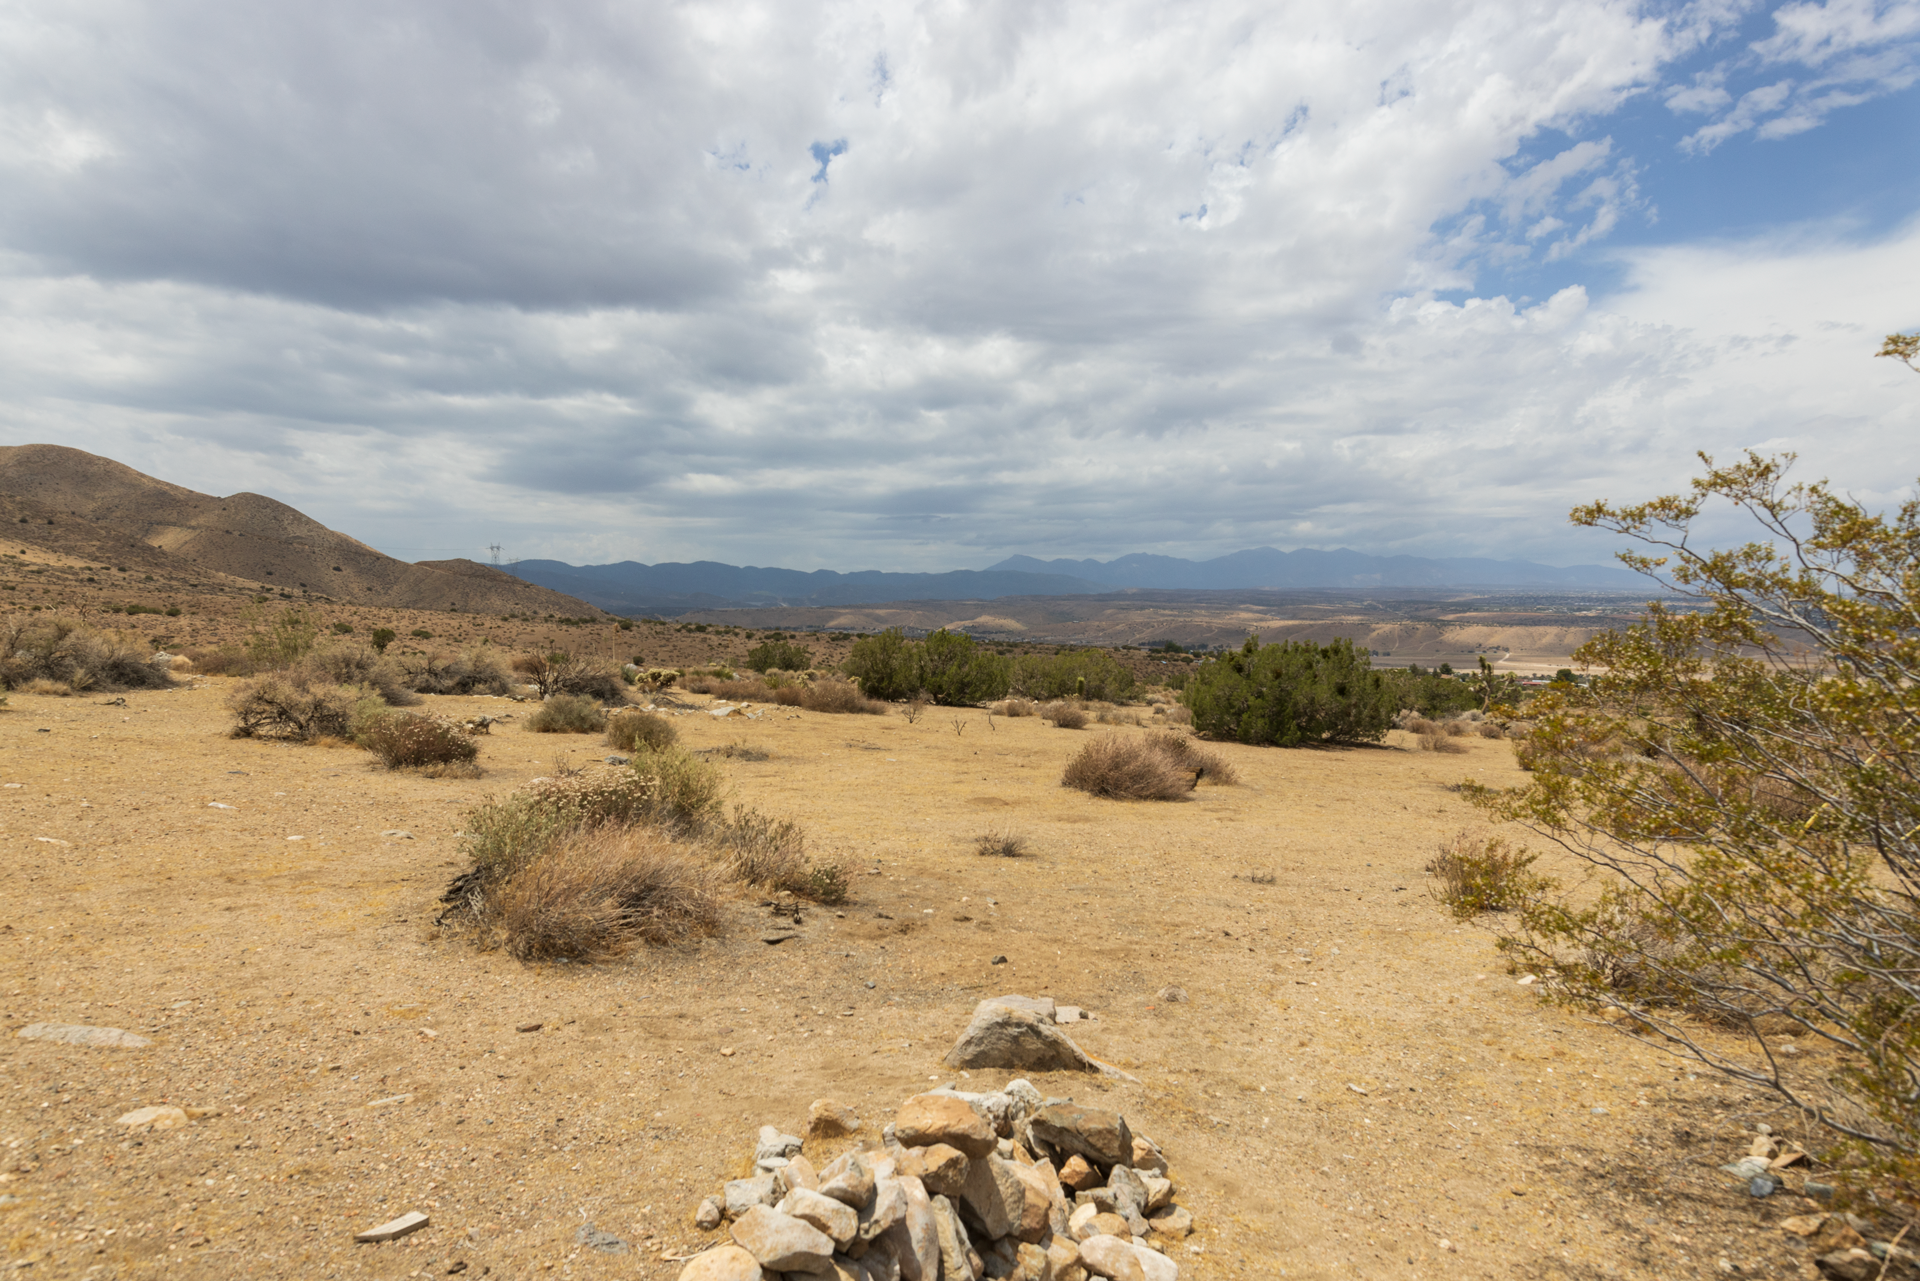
1,684,1827,1279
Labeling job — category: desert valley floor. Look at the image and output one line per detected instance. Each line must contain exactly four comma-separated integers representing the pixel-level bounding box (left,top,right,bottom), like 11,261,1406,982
1,682,1835,1280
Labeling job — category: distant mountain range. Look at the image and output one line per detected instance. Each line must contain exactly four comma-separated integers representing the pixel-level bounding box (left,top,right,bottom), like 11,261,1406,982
987,548,1643,591
504,561,1103,615
506,547,1641,615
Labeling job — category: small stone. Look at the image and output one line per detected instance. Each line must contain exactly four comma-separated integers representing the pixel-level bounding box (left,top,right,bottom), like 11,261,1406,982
785,1153,820,1191
675,1243,765,1281
1128,1137,1167,1175
959,1155,1028,1239
1155,986,1188,1004
888,1175,942,1281
695,1197,725,1230
1147,1207,1192,1238
1047,1237,1084,1280
1014,1242,1051,1281
991,956,1008,965
1132,1242,1179,1281
1141,1176,1172,1212
1590,1106,1610,1115
729,1205,836,1272
380,829,413,838
809,1098,862,1139
762,930,800,944
724,1173,785,1219
897,1143,969,1197
1078,1234,1148,1281
1057,1005,1086,1022
896,1094,997,1159
757,1124,805,1164
778,1187,860,1248
857,1176,909,1245
116,1105,189,1130
1087,1212,1131,1240
1779,1214,1827,1237
355,1210,430,1243
1059,1155,1101,1191
820,1151,877,1208
1815,1249,1878,1281
575,1223,630,1254
1106,1165,1150,1233
16,1022,150,1049
929,1195,977,1281
1031,1104,1134,1171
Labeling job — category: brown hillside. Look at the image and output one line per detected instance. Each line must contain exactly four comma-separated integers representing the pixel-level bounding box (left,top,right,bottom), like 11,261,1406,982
0,444,599,616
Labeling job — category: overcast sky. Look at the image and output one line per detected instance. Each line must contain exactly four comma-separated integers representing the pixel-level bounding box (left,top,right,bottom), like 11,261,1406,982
1,0,1915,572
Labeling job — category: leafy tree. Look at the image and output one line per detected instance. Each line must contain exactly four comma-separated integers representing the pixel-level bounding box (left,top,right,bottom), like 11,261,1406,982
1469,449,1920,1201
912,629,1011,705
744,638,812,673
1183,637,1396,746
843,627,916,700
1381,666,1479,718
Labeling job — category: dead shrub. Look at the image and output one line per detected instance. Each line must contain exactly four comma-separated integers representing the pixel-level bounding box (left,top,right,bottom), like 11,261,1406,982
486,826,724,961
1419,730,1470,754
974,829,1029,858
1043,702,1089,729
688,676,773,701
713,807,848,903
228,676,377,742
1479,722,1507,740
20,677,72,696
182,646,255,677
696,742,770,761
358,712,480,770
1096,708,1142,726
1165,705,1192,725
400,647,515,696
1401,715,1439,736
297,644,420,707
515,652,630,702
797,678,885,715
1443,719,1473,737
606,710,677,754
1061,733,1194,800
527,694,608,733
1426,831,1549,919
996,698,1037,718
0,618,174,693
627,746,727,833
1146,731,1238,785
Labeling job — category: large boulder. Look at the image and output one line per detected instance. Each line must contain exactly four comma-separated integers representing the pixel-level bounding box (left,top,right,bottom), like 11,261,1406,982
943,998,1098,1072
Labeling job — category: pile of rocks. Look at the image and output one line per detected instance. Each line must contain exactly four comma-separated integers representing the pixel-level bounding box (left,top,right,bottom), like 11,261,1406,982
680,1081,1190,1281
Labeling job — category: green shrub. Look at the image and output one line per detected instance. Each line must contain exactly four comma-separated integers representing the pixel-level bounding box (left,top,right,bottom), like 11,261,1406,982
331,622,354,635
411,628,433,640
527,694,607,733
370,627,397,653
913,629,1011,705
244,607,320,668
843,627,916,700
1425,831,1549,919
1011,649,1136,702
607,710,677,753
1184,637,1395,746
744,638,812,673
1381,667,1479,718
358,712,480,770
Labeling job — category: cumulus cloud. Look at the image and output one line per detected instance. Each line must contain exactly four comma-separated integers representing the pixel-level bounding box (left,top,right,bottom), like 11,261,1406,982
0,0,1912,572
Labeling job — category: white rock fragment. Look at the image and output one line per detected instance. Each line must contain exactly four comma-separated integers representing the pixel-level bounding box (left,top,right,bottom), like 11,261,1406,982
355,1210,429,1243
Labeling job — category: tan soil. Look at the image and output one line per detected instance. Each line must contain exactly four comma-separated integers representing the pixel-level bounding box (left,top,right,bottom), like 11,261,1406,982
1,682,1835,1280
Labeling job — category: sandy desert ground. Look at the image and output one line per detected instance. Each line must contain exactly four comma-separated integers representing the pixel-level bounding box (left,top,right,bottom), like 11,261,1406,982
1,679,1838,1280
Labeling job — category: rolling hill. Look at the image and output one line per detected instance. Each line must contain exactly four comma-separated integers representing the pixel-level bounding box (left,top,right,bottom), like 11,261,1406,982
0,444,600,616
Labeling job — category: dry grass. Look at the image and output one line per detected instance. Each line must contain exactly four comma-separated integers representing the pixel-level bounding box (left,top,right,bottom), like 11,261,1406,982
358,712,480,770
710,807,849,904
1061,732,1195,800
606,710,677,754
992,698,1039,718
1145,730,1238,785
526,694,608,734
1042,702,1089,729
973,828,1029,858
791,678,886,715
1165,705,1192,725
485,826,724,961
1419,730,1471,754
